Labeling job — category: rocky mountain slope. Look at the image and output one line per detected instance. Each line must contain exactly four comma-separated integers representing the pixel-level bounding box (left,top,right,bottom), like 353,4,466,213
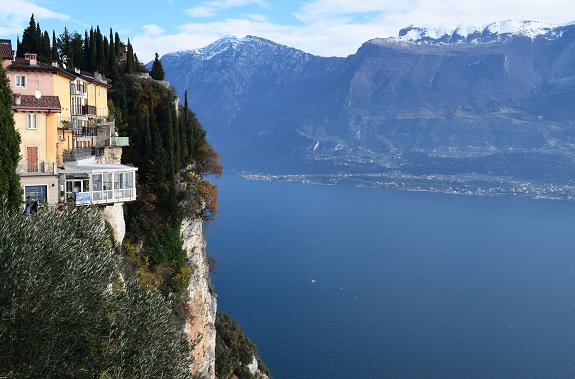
162,21,575,198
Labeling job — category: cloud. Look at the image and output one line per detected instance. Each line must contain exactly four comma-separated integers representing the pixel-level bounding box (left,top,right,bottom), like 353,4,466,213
142,24,166,37
186,0,268,18
0,0,70,35
295,0,575,28
134,0,575,63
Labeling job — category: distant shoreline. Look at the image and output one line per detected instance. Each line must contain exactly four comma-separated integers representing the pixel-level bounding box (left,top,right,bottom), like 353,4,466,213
240,172,575,201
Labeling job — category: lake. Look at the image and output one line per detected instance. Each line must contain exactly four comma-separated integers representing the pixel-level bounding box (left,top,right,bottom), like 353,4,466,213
207,174,575,378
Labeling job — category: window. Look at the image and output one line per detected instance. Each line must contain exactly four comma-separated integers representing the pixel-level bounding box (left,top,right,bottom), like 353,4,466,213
103,173,112,190
92,174,102,191
15,74,26,88
57,78,61,91
97,87,101,96
25,185,47,203
26,114,37,129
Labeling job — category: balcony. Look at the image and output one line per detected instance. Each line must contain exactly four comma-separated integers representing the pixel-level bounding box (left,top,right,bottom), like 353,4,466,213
60,164,138,206
70,84,86,96
63,147,104,162
110,137,129,146
18,161,58,175
89,188,137,205
83,105,96,116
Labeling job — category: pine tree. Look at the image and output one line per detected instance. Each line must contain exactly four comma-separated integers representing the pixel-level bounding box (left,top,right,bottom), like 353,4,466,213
149,52,165,80
0,65,23,211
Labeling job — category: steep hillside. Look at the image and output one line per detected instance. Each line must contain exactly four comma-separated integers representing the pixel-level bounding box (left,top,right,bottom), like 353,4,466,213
162,22,575,198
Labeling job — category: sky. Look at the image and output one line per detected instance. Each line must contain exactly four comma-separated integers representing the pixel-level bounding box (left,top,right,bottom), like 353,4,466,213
1,0,574,63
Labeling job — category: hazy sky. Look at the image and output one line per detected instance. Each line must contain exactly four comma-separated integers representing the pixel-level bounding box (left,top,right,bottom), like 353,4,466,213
1,0,573,63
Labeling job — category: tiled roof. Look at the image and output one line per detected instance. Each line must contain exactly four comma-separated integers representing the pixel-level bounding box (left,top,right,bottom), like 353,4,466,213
8,57,59,72
12,94,61,112
1,42,13,60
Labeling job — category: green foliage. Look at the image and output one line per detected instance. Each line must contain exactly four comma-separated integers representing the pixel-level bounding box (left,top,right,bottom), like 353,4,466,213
0,207,192,378
148,220,186,266
215,313,272,379
0,65,22,211
150,52,165,80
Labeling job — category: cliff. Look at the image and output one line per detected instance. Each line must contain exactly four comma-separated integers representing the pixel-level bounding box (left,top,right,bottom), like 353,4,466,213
182,217,217,378
98,145,217,378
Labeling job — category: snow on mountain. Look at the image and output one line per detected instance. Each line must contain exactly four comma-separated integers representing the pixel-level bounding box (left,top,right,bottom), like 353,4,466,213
393,19,564,45
192,35,252,60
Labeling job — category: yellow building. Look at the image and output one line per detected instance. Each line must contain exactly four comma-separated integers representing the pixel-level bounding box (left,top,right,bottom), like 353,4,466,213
5,46,134,207
6,54,61,203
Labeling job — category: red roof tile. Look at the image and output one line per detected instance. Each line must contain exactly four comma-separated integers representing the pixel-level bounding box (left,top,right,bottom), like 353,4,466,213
12,94,61,112
8,57,59,72
1,42,13,60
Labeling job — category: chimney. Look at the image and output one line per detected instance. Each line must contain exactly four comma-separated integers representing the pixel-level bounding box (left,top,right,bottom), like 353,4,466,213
14,94,21,105
24,52,37,66
52,60,58,67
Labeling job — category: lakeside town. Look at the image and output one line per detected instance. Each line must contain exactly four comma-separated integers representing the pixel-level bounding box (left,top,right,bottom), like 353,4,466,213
242,171,575,201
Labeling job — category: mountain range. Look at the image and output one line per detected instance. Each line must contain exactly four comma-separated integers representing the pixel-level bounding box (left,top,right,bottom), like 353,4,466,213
160,20,575,198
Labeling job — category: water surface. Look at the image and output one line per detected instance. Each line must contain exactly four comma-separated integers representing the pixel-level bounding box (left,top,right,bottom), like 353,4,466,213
207,174,575,378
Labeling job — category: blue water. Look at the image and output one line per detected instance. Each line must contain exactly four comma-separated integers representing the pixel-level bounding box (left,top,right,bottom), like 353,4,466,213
207,174,575,378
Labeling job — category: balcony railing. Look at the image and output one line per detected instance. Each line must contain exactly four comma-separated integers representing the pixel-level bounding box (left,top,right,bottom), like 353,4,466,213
70,84,86,96
17,161,58,175
63,147,104,162
90,188,137,205
110,137,129,146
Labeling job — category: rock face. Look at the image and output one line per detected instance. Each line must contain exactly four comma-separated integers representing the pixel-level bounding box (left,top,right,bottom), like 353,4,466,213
98,146,127,244
248,356,270,379
100,203,126,243
161,23,575,191
182,217,217,378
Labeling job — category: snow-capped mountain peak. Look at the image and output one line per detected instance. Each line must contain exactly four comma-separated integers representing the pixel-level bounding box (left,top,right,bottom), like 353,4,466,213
392,19,564,45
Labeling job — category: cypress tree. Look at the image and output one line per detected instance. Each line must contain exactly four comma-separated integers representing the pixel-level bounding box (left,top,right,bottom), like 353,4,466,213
0,65,23,211
108,28,115,74
114,32,122,59
172,105,181,171
126,39,135,74
89,27,97,71
165,96,175,180
102,36,109,73
51,31,58,61
184,91,194,162
83,30,90,69
149,52,165,80
41,30,51,62
179,99,188,164
96,26,104,71
17,14,38,57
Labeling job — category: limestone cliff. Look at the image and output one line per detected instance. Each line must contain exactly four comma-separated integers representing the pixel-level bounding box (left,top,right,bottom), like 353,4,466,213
182,217,217,378
99,145,217,377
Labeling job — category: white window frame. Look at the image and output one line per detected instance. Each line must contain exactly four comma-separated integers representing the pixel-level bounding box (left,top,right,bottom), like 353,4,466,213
26,114,37,130
15,74,26,88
